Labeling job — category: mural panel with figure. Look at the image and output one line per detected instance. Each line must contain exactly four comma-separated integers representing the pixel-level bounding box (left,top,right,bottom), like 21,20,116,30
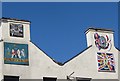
4,42,29,65
97,52,115,72
94,33,112,51
10,23,24,37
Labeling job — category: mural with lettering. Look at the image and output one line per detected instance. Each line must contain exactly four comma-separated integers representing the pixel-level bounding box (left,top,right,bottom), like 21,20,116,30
4,42,29,65
97,52,115,72
10,23,24,37
94,33,111,51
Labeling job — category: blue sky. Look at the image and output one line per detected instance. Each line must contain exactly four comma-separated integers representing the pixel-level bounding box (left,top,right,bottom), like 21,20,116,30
2,2,118,63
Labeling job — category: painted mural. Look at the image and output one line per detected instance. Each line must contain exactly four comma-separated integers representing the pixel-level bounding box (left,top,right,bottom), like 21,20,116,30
10,23,24,37
97,52,115,72
94,33,111,51
4,42,29,65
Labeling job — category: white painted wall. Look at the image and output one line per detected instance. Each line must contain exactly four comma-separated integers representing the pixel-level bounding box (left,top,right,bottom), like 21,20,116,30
2,41,62,79
1,20,30,42
2,41,119,79
0,24,2,40
86,29,114,47
63,46,118,79
0,18,119,80
0,21,3,81
0,42,4,80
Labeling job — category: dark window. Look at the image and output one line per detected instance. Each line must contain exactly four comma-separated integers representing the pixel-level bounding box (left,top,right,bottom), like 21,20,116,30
4,75,19,81
43,77,57,81
77,80,90,81
76,77,91,81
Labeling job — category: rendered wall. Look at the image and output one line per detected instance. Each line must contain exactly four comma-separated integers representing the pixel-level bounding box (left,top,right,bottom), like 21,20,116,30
0,19,119,80
3,41,62,79
63,46,118,79
1,19,31,79
0,42,3,80
2,41,119,79
1,20,30,42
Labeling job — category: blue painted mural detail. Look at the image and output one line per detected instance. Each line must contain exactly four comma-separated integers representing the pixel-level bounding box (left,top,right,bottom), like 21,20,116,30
4,42,29,65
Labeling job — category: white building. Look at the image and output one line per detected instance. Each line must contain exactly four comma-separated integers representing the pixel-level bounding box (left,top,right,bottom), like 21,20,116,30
0,18,120,81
